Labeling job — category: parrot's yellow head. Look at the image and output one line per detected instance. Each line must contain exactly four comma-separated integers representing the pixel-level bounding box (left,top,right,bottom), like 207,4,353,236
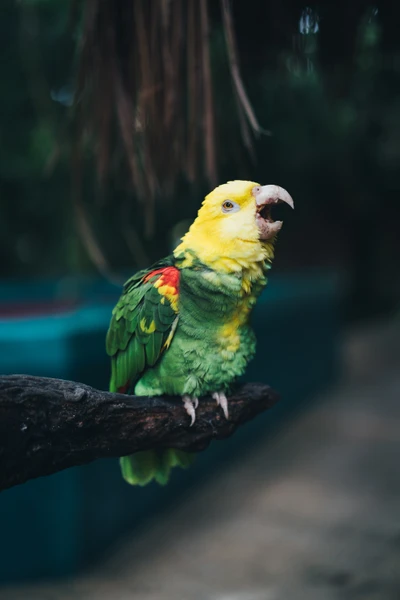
174,180,294,276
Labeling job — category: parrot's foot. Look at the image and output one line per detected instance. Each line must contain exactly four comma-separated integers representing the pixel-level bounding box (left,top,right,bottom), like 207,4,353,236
182,395,199,426
212,391,229,420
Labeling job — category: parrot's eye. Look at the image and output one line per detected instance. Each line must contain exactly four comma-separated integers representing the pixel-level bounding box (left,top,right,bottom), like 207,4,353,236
222,200,240,213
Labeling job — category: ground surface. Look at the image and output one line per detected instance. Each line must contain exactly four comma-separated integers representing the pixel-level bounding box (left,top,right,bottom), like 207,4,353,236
2,319,399,600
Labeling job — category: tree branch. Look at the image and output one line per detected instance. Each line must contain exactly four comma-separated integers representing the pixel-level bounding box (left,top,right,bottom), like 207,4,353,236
0,375,279,492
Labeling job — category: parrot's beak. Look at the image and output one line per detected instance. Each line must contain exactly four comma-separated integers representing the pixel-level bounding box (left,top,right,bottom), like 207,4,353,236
252,185,294,241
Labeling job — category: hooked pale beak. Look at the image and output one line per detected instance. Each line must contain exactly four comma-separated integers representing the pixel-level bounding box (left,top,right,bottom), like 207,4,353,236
252,184,294,240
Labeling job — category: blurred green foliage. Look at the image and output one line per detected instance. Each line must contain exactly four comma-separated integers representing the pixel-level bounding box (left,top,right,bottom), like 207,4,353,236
0,0,76,276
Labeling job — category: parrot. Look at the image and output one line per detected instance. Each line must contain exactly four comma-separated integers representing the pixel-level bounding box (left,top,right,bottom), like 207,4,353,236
106,180,294,486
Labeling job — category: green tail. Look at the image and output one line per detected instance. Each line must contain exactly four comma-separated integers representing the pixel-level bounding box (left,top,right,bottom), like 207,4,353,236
120,449,195,486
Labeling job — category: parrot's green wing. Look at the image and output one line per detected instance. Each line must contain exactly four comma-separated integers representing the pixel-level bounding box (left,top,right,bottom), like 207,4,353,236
106,258,180,393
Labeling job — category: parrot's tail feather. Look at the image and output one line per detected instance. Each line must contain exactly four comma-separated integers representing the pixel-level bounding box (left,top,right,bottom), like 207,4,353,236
120,449,195,486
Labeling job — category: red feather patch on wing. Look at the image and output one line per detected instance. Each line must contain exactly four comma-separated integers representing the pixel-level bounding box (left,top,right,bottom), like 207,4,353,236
144,266,180,311
144,266,179,288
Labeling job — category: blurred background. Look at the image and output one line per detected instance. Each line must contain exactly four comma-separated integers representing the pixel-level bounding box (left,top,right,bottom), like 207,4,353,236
0,0,399,598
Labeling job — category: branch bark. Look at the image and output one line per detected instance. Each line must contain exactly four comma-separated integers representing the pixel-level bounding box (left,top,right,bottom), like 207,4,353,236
0,375,279,492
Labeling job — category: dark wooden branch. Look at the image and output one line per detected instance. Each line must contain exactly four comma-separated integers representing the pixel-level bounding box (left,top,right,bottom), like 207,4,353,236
0,375,279,492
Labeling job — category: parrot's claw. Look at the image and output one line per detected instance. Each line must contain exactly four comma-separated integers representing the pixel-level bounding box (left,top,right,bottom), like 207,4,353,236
212,391,229,420
182,395,198,426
